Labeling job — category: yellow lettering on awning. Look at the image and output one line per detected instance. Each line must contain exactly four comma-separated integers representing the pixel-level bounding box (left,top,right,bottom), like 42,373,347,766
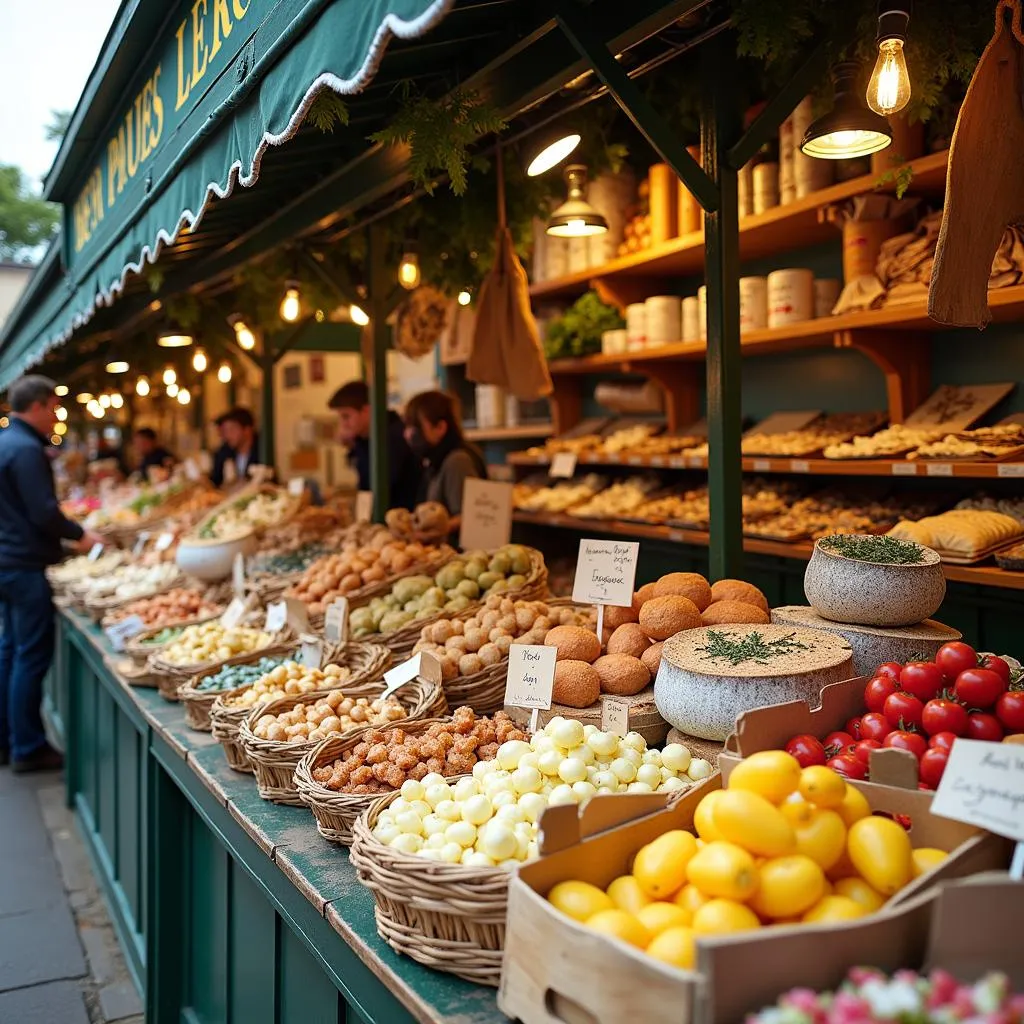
209,0,232,60
175,19,190,111
191,0,209,90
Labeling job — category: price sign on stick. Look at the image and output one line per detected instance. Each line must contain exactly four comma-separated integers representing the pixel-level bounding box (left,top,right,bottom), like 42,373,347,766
104,615,145,653
572,540,639,608
505,643,557,733
265,601,287,633
601,697,630,738
459,479,514,551
132,532,151,556
155,532,175,552
931,738,1024,878
355,491,374,523
299,634,323,669
220,597,248,629
550,452,578,479
288,477,305,497
382,652,442,698
324,598,349,645
88,543,105,562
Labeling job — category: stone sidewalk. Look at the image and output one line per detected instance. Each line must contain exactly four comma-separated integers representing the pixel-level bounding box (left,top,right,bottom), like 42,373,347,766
0,766,143,1024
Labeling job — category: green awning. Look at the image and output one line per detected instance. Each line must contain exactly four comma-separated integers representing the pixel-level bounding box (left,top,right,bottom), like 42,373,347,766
0,0,452,387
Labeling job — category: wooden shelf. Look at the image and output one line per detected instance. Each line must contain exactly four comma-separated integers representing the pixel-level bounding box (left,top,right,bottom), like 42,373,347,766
530,151,950,304
464,423,553,441
508,451,1024,481
512,510,1024,591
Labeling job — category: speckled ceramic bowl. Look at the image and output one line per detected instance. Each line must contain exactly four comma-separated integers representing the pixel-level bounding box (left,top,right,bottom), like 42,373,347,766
804,536,945,628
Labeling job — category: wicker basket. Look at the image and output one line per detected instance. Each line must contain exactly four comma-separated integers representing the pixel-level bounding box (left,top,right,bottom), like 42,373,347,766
122,614,223,668
350,788,509,985
180,640,390,733
190,482,304,542
84,571,188,624
239,678,448,805
209,643,394,771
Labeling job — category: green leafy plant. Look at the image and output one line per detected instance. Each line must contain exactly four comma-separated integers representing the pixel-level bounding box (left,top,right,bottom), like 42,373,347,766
306,91,350,133
875,162,915,199
544,291,624,360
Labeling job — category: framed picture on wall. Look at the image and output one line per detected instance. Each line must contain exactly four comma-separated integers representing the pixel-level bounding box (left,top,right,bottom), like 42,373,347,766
283,364,302,389
309,355,325,383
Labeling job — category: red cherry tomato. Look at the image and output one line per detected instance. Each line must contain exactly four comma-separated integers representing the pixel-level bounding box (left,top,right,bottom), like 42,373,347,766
824,731,855,755
899,662,945,703
954,668,1007,710
935,641,978,682
875,662,904,684
995,691,1024,733
979,654,1012,686
864,675,898,713
883,730,928,760
918,747,950,789
921,698,968,737
784,733,827,768
827,753,867,780
964,712,1004,742
845,716,863,740
852,738,881,766
859,712,893,743
928,731,958,752
883,691,925,730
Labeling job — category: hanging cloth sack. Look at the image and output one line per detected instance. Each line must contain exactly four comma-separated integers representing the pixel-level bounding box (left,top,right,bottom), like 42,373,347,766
468,150,553,400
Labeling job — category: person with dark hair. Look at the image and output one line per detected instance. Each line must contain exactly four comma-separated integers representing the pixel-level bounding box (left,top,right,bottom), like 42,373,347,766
132,427,176,479
209,413,236,488
328,380,420,509
403,390,486,522
0,375,104,771
216,407,264,484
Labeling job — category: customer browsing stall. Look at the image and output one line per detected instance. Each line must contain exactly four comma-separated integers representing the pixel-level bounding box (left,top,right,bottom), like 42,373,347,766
214,407,264,485
403,390,487,526
0,376,105,772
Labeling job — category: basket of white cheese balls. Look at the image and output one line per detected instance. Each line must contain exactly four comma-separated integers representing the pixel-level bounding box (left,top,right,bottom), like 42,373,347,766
412,596,596,715
349,715,713,986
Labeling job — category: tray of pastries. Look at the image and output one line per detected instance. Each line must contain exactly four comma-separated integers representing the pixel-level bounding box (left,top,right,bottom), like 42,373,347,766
888,509,1024,563
910,423,1024,461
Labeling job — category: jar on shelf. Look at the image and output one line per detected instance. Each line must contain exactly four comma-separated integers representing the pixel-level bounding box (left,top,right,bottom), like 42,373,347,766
767,269,814,327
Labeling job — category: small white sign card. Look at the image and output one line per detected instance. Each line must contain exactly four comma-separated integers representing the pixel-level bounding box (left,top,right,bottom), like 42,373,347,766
132,531,151,556
184,458,201,482
155,531,175,552
572,539,640,637
288,477,305,497
232,553,246,599
105,615,145,653
459,479,514,552
505,643,557,733
324,598,349,645
299,634,323,669
355,490,374,523
88,542,105,561
601,697,630,738
382,651,443,698
550,452,578,479
265,597,310,635
220,597,248,629
264,601,288,634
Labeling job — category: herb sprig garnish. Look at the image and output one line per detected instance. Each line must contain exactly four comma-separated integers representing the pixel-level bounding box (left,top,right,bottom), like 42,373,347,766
695,630,810,667
819,534,927,565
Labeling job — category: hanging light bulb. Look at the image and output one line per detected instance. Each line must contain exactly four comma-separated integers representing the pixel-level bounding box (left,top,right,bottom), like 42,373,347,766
55,406,68,422
398,247,421,290
866,3,912,117
87,400,104,419
525,128,582,177
162,367,177,386
98,394,111,409
157,332,193,348
349,304,369,326
457,290,472,307
280,282,301,322
136,376,151,397
546,165,608,237
53,421,68,436
51,434,63,446
176,387,191,406
166,382,179,398
55,385,69,397
0,416,8,429
217,362,233,384
192,348,208,372
110,393,124,410
76,393,93,404
231,316,256,350
105,360,129,374
800,61,892,159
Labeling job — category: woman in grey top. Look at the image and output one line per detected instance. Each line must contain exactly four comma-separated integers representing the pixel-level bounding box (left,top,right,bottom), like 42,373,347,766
403,391,487,530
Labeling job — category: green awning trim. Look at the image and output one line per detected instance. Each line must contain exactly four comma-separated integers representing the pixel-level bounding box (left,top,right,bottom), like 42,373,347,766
0,0,452,388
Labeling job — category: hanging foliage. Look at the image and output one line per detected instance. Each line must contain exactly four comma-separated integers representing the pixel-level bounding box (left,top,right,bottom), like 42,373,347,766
306,91,350,133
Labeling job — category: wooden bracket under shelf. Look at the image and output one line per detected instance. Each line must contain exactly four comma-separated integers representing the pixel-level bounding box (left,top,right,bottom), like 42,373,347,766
593,276,671,313
628,361,702,432
835,328,931,423
549,377,583,435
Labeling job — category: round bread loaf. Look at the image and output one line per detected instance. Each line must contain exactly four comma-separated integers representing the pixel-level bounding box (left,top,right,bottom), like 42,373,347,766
652,572,713,611
544,625,601,663
593,654,650,696
639,595,703,641
710,579,769,613
552,660,601,708
607,623,652,659
702,600,771,626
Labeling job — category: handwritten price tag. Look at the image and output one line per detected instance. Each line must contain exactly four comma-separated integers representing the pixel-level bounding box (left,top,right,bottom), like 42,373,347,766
232,553,246,598
299,634,323,669
790,460,810,473
998,464,1024,478
459,479,513,552
104,615,145,653
220,597,247,629
383,652,442,697
891,462,918,476
324,598,349,645
572,539,639,608
155,532,175,552
550,452,578,478
133,532,151,556
504,644,556,710
355,491,374,522
265,601,287,633
88,543,105,561
288,477,305,496
926,463,953,478
931,739,1024,842
601,697,630,737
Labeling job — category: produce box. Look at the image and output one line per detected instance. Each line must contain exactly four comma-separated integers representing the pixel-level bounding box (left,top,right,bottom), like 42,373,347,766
499,780,1010,1024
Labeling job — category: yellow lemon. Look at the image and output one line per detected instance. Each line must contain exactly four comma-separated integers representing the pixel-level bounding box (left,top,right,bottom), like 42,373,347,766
692,898,761,935
685,841,759,902
801,895,868,924
692,790,726,841
712,789,796,858
645,926,696,970
673,884,709,915
832,877,886,912
632,830,698,899
606,875,652,914
798,766,847,809
749,855,826,919
782,804,847,871
847,817,912,896
911,847,948,878
637,901,693,935
585,909,651,949
836,785,871,828
726,751,801,804
547,880,614,923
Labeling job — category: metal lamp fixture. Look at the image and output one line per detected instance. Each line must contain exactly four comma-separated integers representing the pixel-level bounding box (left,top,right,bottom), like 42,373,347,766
157,331,193,348
230,315,256,350
546,164,608,238
866,1,912,117
800,61,892,160
525,127,582,177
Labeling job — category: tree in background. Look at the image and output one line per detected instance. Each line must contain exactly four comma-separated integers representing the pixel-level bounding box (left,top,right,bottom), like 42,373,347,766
45,110,71,142
0,166,59,262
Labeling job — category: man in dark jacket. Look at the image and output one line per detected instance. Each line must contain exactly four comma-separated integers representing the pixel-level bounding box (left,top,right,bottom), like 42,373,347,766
329,381,420,509
0,375,104,771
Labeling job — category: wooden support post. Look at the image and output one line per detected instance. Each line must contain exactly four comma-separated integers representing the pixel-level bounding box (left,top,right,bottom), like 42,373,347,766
257,348,275,469
367,224,391,521
548,376,583,436
835,329,931,423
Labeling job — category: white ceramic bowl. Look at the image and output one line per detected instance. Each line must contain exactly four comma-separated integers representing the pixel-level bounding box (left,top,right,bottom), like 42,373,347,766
175,533,256,582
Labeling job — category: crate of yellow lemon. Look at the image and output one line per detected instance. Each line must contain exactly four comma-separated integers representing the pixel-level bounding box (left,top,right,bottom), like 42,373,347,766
498,751,1011,1024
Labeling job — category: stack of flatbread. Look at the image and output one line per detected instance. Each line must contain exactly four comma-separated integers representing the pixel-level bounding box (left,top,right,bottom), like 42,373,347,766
912,423,1024,460
889,509,1024,560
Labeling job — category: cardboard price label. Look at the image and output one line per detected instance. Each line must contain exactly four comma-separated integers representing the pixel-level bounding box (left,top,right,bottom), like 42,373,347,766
104,615,145,653
355,491,374,523
220,597,248,629
998,464,1024,478
601,697,630,737
504,644,556,711
184,458,201,482
324,598,349,645
299,634,323,669
288,477,305,496
549,452,578,478
891,462,918,476
265,601,288,633
155,532,175,552
88,543,105,561
459,479,514,552
926,463,954,478
132,532,151,556
572,539,639,608
232,553,246,599
382,652,442,697
931,738,1024,843
265,598,310,635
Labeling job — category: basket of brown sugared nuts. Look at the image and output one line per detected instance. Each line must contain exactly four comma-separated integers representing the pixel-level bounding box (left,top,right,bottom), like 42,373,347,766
238,677,448,805
294,709,526,844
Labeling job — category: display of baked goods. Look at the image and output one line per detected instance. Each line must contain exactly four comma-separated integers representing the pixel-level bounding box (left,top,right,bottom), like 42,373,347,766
740,412,887,457
198,488,296,540
995,539,1024,571
822,424,945,459
888,509,1024,559
566,476,662,519
911,423,1024,460
515,474,607,513
251,690,407,744
955,493,1024,524
159,621,275,667
222,661,352,708
103,588,223,628
76,561,181,602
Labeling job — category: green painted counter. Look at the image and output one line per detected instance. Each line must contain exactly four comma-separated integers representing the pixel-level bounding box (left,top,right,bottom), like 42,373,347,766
43,611,506,1024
